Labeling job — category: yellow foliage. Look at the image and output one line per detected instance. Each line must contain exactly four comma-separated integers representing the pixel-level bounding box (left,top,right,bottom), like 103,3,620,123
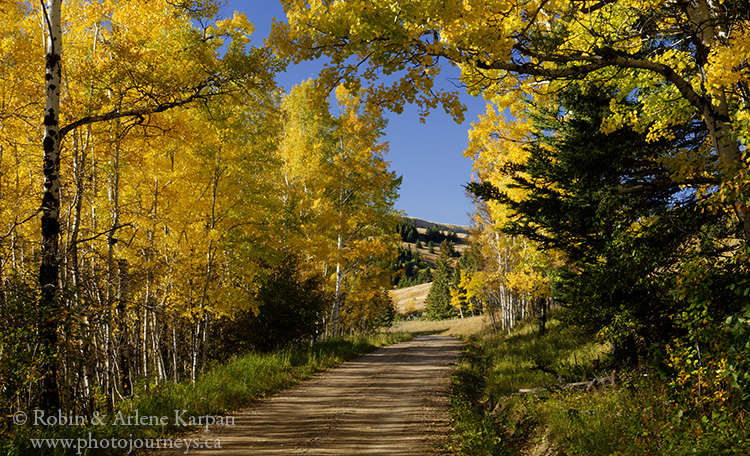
666,340,735,409
273,0,750,206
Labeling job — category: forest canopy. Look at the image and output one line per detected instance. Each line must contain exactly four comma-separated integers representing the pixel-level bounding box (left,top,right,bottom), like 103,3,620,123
0,0,400,417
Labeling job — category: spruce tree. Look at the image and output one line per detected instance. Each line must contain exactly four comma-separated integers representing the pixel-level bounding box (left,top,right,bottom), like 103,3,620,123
425,241,456,320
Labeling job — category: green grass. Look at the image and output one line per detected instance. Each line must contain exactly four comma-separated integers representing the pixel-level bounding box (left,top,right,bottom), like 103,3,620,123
2,332,412,455
444,336,513,456
484,319,609,399
445,316,750,456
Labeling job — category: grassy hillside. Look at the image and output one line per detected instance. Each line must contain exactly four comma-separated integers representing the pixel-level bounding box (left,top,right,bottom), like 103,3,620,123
405,217,471,237
390,282,432,314
390,314,489,337
390,217,474,313
406,216,471,260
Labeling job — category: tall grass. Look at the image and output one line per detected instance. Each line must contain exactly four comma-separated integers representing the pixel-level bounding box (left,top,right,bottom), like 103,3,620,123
445,336,513,456
2,332,411,455
445,316,750,455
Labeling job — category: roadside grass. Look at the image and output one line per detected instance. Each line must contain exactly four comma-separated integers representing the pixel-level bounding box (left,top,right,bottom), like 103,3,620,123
445,335,512,456
444,317,640,456
3,332,411,455
484,319,610,398
445,316,750,455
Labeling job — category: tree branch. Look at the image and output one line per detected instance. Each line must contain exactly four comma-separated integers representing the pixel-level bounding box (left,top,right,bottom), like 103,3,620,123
67,223,133,250
59,83,217,138
0,209,42,239
570,0,619,13
475,54,711,115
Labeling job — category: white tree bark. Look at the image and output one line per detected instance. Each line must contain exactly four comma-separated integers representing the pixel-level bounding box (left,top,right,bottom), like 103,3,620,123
332,234,343,336
39,0,62,413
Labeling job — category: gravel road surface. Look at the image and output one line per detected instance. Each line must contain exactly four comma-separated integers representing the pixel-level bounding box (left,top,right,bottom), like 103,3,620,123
155,335,462,455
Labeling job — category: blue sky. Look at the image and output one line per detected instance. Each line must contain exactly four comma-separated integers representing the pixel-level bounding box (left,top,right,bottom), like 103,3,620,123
228,1,489,227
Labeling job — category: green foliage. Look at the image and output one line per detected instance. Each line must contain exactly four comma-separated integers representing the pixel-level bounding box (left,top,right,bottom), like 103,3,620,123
425,241,457,320
214,255,328,353
445,240,458,257
458,243,480,271
386,245,432,288
366,290,397,329
424,225,455,244
446,338,513,456
452,317,750,456
0,272,109,422
0,273,42,426
396,219,418,243
470,83,746,363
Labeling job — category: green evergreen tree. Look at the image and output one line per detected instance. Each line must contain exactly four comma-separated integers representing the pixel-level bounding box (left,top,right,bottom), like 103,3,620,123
458,244,480,271
469,84,741,361
428,240,434,253
386,245,432,288
425,241,456,320
217,254,328,353
425,225,444,243
445,240,457,257
396,219,419,243
415,238,423,250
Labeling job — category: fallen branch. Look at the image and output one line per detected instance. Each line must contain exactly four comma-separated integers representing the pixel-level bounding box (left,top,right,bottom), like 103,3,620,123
514,372,616,396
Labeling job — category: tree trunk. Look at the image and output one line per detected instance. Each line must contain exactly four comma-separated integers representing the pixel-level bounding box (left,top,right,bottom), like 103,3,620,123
190,323,198,383
332,234,343,337
686,0,749,238
106,123,132,397
536,297,547,335
38,0,62,413
117,260,132,397
171,317,178,383
142,306,149,390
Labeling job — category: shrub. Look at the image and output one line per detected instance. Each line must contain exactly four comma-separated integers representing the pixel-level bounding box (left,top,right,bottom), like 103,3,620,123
214,255,328,354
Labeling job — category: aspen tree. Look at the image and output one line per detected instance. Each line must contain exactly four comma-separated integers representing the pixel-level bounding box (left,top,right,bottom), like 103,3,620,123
27,0,270,410
39,0,63,413
325,86,399,335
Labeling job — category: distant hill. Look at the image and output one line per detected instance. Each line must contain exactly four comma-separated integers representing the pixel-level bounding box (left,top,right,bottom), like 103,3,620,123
403,216,471,237
399,216,471,264
389,217,473,315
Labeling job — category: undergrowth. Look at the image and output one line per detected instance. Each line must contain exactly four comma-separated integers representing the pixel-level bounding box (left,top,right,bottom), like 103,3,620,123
446,317,750,455
2,332,411,455
445,336,513,455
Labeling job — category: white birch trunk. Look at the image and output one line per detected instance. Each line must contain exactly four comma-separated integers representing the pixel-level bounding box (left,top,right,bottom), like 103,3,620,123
39,0,62,413
332,233,343,337
142,306,149,390
687,0,748,234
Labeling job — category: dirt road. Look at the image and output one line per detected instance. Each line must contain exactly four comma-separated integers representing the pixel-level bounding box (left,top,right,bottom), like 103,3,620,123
157,335,462,455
